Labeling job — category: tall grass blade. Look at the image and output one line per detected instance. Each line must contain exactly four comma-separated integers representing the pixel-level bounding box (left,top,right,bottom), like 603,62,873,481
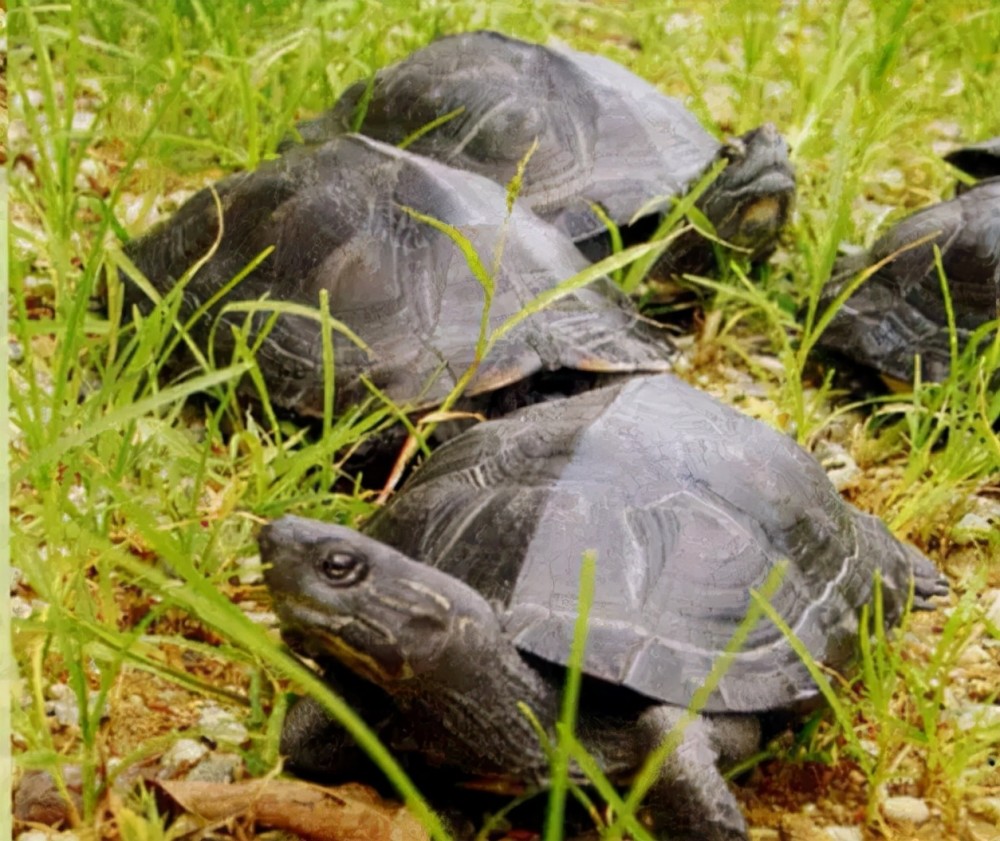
543,550,596,841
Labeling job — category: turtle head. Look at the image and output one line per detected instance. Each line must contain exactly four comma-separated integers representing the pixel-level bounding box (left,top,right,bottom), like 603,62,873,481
700,123,796,258
261,515,501,690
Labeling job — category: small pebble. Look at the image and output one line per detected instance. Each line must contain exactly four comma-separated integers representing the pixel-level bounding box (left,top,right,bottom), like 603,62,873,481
957,643,990,667
952,512,994,544
749,353,787,378
160,738,208,776
881,795,930,824
946,703,1000,732
822,828,863,841
44,685,80,728
17,834,83,841
197,703,248,746
969,796,1000,821
43,686,106,728
983,590,1000,628
184,752,242,783
235,554,264,585
929,120,964,141
243,609,279,626
779,813,826,841
814,441,861,491
11,596,35,619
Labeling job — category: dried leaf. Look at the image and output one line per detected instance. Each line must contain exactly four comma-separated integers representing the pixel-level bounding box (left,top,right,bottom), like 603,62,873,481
13,768,84,827
155,778,429,841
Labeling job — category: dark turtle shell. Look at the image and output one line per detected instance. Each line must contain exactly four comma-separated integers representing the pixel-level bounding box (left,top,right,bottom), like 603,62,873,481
122,134,673,418
290,31,795,272
363,374,944,713
816,177,1000,384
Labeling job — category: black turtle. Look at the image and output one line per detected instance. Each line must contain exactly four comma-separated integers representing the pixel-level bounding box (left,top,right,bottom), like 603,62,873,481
816,139,1000,385
261,374,946,841
289,31,796,277
121,134,673,422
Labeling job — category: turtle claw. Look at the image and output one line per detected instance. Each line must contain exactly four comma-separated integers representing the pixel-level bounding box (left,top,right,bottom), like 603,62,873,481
907,549,950,606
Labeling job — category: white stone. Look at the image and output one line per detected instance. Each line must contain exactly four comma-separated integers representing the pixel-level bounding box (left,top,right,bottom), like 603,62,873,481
952,512,994,544
184,753,241,783
983,590,1000,628
161,738,208,773
243,609,278,627
957,643,989,666
822,827,863,841
947,703,1000,732
814,441,861,491
235,555,264,585
881,795,931,824
11,596,35,619
43,686,107,728
18,833,79,841
71,110,96,133
198,703,248,746
969,796,1000,821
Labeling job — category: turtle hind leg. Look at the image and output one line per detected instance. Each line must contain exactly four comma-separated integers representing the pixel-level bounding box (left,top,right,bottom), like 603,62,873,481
635,705,759,841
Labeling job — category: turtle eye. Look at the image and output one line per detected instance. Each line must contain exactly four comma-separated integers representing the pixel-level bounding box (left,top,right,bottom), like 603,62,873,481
318,551,367,587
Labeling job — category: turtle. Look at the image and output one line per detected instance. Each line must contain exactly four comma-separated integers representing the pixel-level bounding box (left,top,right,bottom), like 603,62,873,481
814,140,1000,385
287,31,796,278
121,133,673,425
261,374,947,841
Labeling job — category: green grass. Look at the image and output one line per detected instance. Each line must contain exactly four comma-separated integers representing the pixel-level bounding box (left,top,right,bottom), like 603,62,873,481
7,0,1000,838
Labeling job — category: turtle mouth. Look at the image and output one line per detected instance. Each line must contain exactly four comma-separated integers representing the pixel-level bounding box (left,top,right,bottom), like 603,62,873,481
276,599,412,682
274,597,361,654
310,626,411,683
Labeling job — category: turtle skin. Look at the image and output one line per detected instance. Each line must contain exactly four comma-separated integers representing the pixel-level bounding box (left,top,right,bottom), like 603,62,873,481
288,31,796,276
121,134,673,420
262,374,946,841
815,174,999,385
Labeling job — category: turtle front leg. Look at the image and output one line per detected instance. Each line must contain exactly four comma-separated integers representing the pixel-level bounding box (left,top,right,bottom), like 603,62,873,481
279,663,400,782
636,706,759,841
280,695,376,779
